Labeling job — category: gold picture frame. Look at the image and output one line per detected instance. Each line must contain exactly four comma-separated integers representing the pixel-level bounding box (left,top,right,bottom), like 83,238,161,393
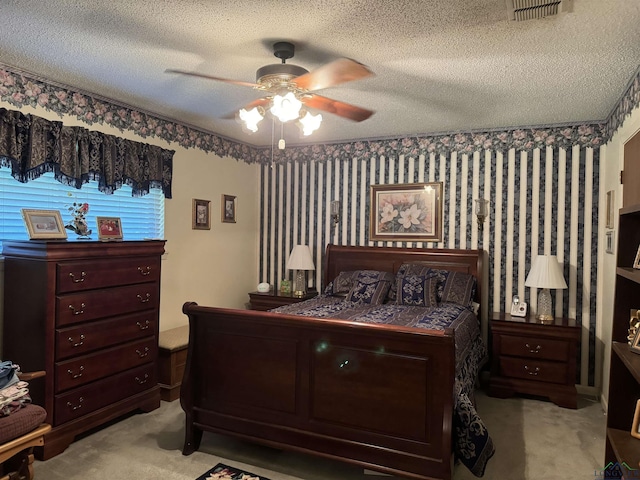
634,245,640,270
193,199,211,230
21,209,67,240
369,182,443,242
96,217,123,240
632,399,640,439
222,194,236,223
631,327,640,355
605,190,615,229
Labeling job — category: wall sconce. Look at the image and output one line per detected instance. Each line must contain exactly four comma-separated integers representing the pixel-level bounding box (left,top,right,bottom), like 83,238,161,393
475,199,489,229
330,200,340,239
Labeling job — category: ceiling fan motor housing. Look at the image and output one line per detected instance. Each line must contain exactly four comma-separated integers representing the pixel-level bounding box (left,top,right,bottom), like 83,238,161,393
256,64,309,88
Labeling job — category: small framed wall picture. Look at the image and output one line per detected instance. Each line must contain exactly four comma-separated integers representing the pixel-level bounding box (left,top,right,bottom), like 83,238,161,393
222,194,236,223
96,217,123,240
21,209,67,240
606,231,615,255
634,245,640,270
605,190,615,229
632,399,640,440
193,199,211,230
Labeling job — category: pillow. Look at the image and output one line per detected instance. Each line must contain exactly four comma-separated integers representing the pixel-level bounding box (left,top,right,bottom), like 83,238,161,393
345,270,394,305
396,274,438,307
440,271,476,306
389,263,435,301
327,270,361,296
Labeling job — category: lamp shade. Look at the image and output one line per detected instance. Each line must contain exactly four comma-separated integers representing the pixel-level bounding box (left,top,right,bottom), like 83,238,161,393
525,255,567,289
286,245,315,271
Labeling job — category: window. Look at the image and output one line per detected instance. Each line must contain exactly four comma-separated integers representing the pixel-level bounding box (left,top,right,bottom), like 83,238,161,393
0,168,164,249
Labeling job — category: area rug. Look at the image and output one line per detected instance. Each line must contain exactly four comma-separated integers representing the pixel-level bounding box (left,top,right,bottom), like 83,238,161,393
196,463,271,480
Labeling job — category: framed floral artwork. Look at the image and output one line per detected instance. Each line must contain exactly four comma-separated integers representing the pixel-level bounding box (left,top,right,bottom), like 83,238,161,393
193,199,211,230
369,182,443,242
21,209,67,240
222,194,236,223
96,217,123,240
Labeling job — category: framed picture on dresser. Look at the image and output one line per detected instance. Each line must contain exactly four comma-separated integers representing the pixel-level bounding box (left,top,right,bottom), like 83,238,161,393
21,209,67,239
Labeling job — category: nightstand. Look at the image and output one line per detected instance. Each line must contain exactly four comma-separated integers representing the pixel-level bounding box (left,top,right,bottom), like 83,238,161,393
248,290,318,311
488,312,580,409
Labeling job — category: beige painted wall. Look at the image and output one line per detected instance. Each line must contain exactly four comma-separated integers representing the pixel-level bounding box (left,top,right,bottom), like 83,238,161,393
0,101,261,341
599,104,640,409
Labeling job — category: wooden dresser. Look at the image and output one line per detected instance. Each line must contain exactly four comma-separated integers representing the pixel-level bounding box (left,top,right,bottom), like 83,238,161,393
1,240,165,459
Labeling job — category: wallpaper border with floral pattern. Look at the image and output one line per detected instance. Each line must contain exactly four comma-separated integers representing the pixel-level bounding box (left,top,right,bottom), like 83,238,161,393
1,62,638,164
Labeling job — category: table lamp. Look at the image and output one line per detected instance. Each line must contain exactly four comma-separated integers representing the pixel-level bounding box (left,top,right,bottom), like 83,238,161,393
286,245,315,297
525,254,567,324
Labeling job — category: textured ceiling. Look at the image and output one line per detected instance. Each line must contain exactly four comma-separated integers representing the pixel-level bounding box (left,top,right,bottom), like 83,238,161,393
0,0,639,147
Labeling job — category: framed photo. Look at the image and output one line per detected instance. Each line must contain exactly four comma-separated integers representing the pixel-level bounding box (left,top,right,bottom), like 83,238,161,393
631,328,640,355
606,190,615,229
369,182,443,242
21,209,67,239
192,199,211,230
632,399,640,439
606,231,615,255
222,194,236,223
96,217,123,240
634,245,640,270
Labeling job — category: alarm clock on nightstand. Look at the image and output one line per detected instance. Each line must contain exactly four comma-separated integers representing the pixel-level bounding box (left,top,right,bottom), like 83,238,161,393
257,283,270,293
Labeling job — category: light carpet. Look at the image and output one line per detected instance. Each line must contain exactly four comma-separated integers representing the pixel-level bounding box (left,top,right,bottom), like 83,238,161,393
34,390,606,480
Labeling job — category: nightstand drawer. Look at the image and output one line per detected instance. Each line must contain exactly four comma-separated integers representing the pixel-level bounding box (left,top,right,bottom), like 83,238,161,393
499,357,568,384
501,335,569,361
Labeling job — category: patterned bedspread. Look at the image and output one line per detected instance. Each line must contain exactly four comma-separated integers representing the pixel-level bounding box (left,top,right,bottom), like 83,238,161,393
273,295,495,477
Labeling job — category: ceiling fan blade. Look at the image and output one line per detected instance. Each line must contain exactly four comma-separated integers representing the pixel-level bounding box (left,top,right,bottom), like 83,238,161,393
221,97,271,119
302,94,374,122
165,69,259,88
292,58,374,92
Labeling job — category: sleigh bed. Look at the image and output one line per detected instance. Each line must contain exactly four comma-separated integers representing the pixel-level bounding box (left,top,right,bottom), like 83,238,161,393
180,244,494,480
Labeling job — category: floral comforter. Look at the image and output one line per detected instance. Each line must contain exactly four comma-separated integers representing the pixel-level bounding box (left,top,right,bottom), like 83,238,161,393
272,296,495,477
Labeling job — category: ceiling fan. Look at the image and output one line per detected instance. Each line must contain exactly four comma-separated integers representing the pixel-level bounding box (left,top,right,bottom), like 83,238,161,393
166,42,375,136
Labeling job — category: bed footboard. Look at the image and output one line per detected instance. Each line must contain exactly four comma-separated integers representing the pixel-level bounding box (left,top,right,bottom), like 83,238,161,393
181,302,456,480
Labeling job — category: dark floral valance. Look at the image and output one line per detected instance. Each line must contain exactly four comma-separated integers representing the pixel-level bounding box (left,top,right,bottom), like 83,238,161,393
1,62,639,166
0,108,173,197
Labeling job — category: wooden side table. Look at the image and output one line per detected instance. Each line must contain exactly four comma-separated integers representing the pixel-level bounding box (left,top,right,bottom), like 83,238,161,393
248,290,317,311
488,312,580,409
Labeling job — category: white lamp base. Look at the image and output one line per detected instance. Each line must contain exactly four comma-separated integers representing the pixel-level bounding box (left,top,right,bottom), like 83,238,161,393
536,288,554,324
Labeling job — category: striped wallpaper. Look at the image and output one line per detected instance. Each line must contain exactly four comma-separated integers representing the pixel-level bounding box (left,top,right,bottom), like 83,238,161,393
259,145,599,387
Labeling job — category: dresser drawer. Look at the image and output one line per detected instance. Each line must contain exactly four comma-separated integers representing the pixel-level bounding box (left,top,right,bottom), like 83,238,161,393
55,337,157,392
500,335,569,362
499,356,568,384
56,283,159,326
53,363,156,425
56,256,161,294
56,311,158,360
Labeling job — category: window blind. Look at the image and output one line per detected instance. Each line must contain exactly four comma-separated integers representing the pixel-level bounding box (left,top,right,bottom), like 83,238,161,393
0,168,164,250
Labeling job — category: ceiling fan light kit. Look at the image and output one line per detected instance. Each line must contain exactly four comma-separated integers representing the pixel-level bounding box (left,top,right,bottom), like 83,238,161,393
166,41,374,141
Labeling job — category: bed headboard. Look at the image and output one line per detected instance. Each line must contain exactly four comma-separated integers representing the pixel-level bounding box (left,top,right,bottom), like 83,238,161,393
323,244,485,313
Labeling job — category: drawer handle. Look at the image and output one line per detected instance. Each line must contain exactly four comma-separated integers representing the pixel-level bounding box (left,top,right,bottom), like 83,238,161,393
138,266,152,276
525,343,541,354
68,334,85,347
137,320,150,330
135,374,149,384
136,347,150,358
66,397,83,411
67,365,84,379
69,271,86,283
524,365,540,376
137,293,151,303
68,303,86,315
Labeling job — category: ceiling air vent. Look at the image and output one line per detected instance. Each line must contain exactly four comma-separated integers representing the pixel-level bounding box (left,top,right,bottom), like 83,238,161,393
506,0,569,21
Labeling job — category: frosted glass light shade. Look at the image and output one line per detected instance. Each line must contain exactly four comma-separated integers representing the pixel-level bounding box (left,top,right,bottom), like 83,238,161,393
270,92,302,123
